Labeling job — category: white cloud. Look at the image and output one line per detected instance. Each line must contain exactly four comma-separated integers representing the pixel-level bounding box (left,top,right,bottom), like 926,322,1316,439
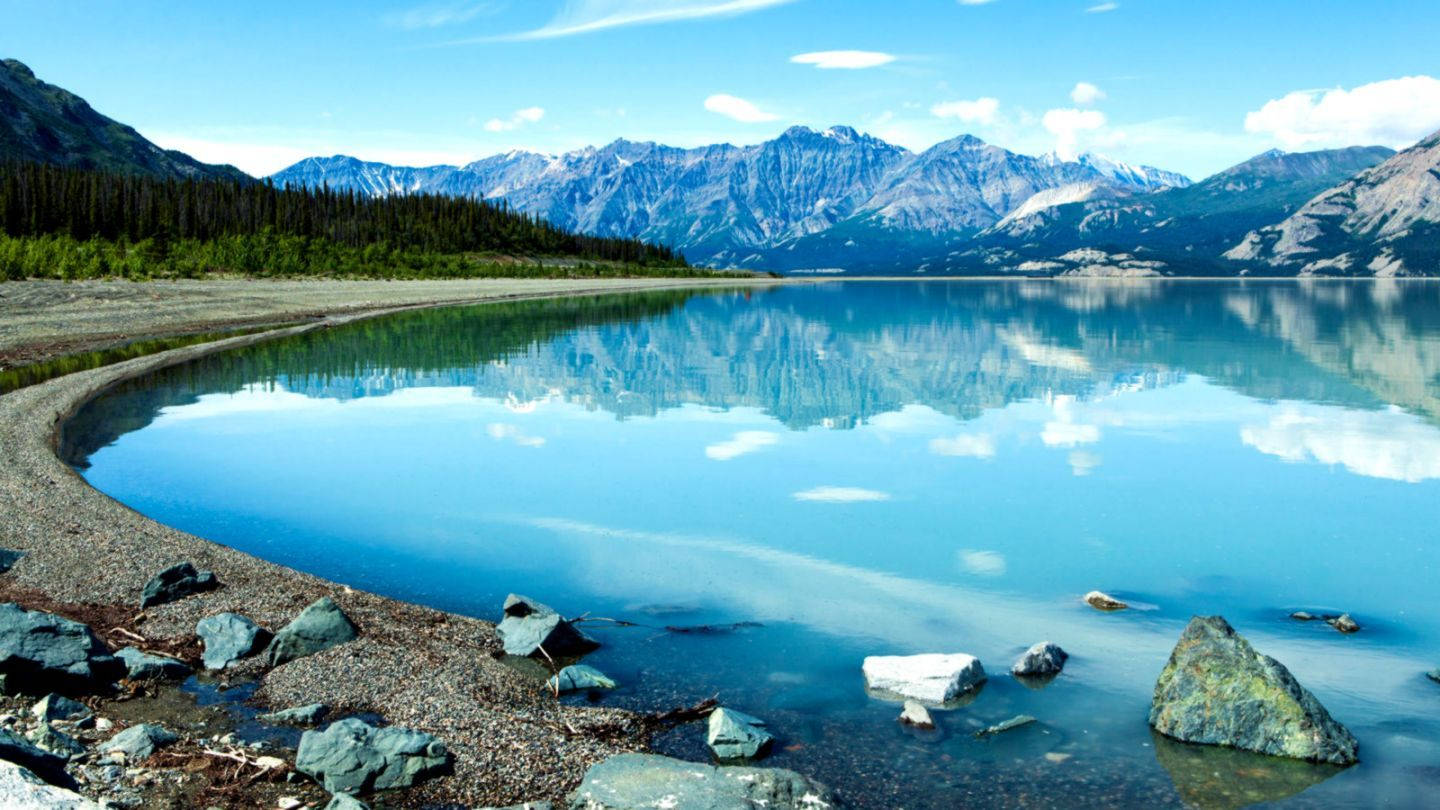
483,106,545,132
929,433,997,459
501,0,797,40
386,1,498,29
1243,76,1440,150
792,486,891,503
1041,421,1101,447
958,549,1007,576
704,93,780,123
705,430,780,460
1086,2,1118,11
1068,450,1101,476
1241,404,1440,483
1042,107,1107,159
1071,82,1106,105
930,97,1000,125
790,50,896,70
957,0,997,5
486,422,545,447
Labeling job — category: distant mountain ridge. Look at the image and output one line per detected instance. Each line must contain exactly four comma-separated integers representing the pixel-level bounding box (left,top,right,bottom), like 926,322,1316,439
0,59,249,182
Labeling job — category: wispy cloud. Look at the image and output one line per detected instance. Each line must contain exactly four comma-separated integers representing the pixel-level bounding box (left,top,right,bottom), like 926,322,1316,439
929,433,996,459
1243,76,1440,150
792,486,891,503
930,97,1000,125
705,430,779,460
1086,2,1118,11
487,422,545,447
958,549,1007,576
484,106,545,132
386,1,499,29
790,50,896,70
496,0,798,41
704,93,779,123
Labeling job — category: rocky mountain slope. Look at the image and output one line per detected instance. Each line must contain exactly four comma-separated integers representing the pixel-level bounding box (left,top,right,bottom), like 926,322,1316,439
1225,129,1440,275
0,59,248,182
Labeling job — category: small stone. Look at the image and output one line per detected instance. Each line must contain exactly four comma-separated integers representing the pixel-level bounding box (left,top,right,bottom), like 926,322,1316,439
296,717,451,794
976,714,1037,737
32,694,92,724
1045,752,1072,763
324,795,370,810
93,718,113,733
495,594,599,658
862,653,986,704
1326,614,1360,634
257,703,330,727
546,665,616,694
0,548,24,574
100,724,179,761
253,756,286,771
196,613,271,670
1011,642,1069,677
1290,611,1317,621
28,724,86,760
115,648,191,681
705,707,774,760
1084,591,1128,611
899,700,934,729
277,798,303,810
266,597,358,667
139,563,219,609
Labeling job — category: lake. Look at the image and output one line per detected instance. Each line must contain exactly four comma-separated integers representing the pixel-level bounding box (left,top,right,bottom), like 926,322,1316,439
64,281,1440,808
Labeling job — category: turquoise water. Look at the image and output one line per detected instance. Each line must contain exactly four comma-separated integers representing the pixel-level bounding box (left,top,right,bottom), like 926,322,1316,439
66,282,1440,808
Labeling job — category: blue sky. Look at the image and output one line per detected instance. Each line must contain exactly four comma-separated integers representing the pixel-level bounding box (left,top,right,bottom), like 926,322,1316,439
7,0,1440,178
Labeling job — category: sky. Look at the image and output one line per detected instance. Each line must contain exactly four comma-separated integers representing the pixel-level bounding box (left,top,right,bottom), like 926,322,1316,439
6,0,1440,179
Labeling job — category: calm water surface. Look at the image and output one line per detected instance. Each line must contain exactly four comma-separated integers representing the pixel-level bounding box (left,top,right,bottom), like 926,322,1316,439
67,282,1440,808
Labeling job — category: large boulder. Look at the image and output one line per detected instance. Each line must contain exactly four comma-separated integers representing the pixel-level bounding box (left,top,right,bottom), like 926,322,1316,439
1012,642,1068,678
0,727,73,786
100,723,179,761
196,612,271,670
32,694,91,724
496,595,598,658
1149,616,1359,765
116,647,192,680
567,753,841,810
296,718,451,795
0,603,124,695
0,760,98,809
862,653,986,704
267,597,358,667
139,562,218,609
706,707,774,760
546,664,616,694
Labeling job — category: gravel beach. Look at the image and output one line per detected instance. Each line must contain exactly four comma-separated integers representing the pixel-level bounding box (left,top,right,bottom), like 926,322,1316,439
0,277,778,807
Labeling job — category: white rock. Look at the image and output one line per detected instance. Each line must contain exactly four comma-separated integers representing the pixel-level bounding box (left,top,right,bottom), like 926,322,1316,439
0,759,101,809
862,653,986,703
277,798,303,810
898,700,934,729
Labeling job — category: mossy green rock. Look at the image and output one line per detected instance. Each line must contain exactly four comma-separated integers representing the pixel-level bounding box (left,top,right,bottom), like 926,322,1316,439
1149,616,1358,765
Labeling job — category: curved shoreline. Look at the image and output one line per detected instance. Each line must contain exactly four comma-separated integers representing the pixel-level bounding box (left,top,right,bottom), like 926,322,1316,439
0,277,778,807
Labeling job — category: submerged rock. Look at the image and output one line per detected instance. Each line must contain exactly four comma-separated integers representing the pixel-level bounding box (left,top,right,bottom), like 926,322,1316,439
546,664,616,694
101,723,179,761
1326,614,1360,634
0,603,123,695
116,647,192,680
0,760,96,808
1428,668,1439,684
706,707,774,761
139,562,218,609
1153,731,1346,810
259,703,331,727
976,715,1037,737
0,548,24,574
862,653,986,704
898,700,934,729
1149,616,1358,765
567,753,841,810
32,694,92,724
296,717,451,795
196,613,272,670
496,594,599,658
1084,591,1128,611
267,597,359,667
0,727,72,786
1012,642,1068,677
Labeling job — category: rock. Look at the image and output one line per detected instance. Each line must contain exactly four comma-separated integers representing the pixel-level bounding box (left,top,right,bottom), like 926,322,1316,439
278,798,304,810
295,717,451,795
0,548,24,574
1149,616,1358,765
0,760,98,808
496,594,599,658
1153,731,1345,809
1084,591,1128,611
862,653,986,704
1289,611,1317,621
258,703,330,727
100,723,179,761
28,724,86,759
267,597,359,667
546,664,616,694
116,647,192,680
196,613,272,670
1326,613,1360,634
324,795,370,810
1011,642,1068,677
898,700,934,729
479,803,552,810
139,562,219,609
567,753,841,810
0,727,73,786
976,715,1037,737
1428,668,1439,684
706,707,774,760
32,693,92,724
0,603,124,695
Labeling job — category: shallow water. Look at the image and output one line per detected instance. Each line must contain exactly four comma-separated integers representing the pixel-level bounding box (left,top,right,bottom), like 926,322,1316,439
66,282,1440,808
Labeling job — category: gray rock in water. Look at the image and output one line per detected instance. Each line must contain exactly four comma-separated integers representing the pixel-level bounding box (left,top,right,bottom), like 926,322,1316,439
28,724,86,760
296,717,451,795
1150,616,1358,765
976,714,1037,737
101,723,179,761
0,727,73,786
1326,614,1360,634
115,648,191,680
196,613,272,670
567,753,841,809
267,597,358,667
1084,590,1128,611
546,664,616,694
32,694,92,724
0,603,124,695
0,760,97,808
139,562,219,609
899,700,934,729
1011,642,1068,677
0,548,24,574
1428,668,1439,684
496,594,599,658
323,794,370,810
259,703,330,727
706,707,774,761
